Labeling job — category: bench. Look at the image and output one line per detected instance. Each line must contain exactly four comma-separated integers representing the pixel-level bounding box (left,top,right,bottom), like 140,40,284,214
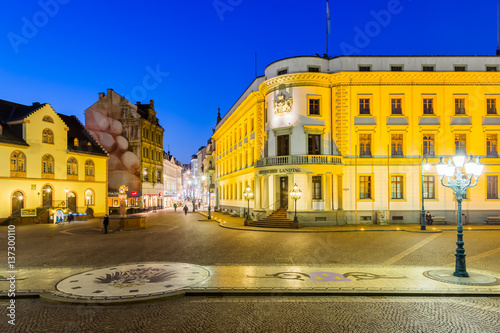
432,216,447,225
486,216,500,224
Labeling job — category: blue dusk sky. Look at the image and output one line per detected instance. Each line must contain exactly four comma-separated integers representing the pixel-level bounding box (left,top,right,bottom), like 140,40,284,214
1,0,498,163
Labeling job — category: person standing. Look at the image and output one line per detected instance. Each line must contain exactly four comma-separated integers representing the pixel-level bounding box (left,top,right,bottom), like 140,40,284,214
103,215,109,234
183,205,188,215
174,203,177,212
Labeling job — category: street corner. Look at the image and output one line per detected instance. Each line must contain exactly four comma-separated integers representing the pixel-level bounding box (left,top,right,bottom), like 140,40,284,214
52,262,210,304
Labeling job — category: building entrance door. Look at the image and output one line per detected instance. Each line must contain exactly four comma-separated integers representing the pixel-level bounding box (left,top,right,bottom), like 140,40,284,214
279,177,288,209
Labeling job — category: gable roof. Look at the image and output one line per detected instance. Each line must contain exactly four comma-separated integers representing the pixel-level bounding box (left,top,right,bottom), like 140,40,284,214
57,113,108,157
0,99,44,123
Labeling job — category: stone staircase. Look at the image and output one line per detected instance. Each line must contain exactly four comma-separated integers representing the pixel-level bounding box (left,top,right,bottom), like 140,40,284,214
248,208,298,229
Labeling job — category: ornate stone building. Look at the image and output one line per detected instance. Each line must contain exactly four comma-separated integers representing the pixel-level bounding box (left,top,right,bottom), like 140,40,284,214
213,55,500,225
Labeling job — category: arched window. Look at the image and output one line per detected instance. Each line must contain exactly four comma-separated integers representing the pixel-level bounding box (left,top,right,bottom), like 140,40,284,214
85,189,94,205
85,160,95,176
42,129,54,144
67,157,78,175
42,154,54,174
42,116,54,123
10,151,26,172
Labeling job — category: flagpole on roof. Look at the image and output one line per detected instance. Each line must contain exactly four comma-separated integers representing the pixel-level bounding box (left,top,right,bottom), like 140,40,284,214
326,0,330,57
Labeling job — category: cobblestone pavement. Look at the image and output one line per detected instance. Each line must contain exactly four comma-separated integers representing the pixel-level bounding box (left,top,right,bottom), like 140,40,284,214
1,208,499,273
2,208,500,331
2,296,500,333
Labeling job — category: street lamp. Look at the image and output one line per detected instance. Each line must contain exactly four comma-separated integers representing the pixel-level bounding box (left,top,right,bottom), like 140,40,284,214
242,185,253,224
202,174,211,220
289,183,302,223
436,154,484,277
420,155,431,230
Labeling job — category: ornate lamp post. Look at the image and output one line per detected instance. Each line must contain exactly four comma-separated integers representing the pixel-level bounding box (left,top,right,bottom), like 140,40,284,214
289,183,302,224
242,185,254,224
436,154,484,277
420,156,431,230
202,174,211,220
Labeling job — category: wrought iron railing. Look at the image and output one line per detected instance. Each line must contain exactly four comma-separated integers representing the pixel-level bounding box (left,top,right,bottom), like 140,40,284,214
255,155,343,167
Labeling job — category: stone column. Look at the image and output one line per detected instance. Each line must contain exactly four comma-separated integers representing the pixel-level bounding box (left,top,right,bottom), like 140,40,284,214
287,174,294,210
263,175,269,209
325,173,332,210
306,173,313,211
255,175,261,210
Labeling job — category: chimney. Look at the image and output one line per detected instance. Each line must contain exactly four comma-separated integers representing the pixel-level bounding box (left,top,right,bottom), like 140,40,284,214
150,100,154,105
136,101,141,105
107,88,113,95
98,92,105,99
32,102,41,106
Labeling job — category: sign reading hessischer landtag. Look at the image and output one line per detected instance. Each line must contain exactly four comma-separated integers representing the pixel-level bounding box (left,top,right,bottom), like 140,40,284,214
259,168,300,175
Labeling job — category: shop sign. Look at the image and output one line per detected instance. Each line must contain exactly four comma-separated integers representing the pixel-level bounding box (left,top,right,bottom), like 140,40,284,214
21,208,36,217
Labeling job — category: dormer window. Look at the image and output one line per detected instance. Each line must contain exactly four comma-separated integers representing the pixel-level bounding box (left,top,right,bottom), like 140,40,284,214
42,116,54,123
74,138,79,146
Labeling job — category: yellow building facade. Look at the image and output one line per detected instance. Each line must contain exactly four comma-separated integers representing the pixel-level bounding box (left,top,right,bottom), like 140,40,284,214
0,100,108,222
213,56,500,225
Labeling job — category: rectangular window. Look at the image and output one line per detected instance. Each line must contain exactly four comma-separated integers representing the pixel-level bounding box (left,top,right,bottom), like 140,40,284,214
359,66,371,71
487,176,499,199
423,66,435,72
423,175,435,199
143,168,148,182
359,134,372,157
359,176,372,199
455,98,466,115
277,135,289,156
455,134,467,155
308,66,320,72
423,134,435,157
455,66,466,71
487,134,498,156
308,134,321,155
391,176,403,199
391,98,402,115
391,66,403,71
487,98,497,115
359,98,370,115
423,98,434,115
312,176,322,200
309,98,320,115
277,69,288,75
391,134,403,157
487,66,498,72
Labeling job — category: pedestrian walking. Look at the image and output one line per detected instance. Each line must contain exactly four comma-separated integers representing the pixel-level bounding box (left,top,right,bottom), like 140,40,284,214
183,205,188,215
103,214,109,234
68,213,74,223
174,203,177,212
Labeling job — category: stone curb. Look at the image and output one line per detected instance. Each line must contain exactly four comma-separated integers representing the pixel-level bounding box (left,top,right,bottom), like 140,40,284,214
196,212,500,234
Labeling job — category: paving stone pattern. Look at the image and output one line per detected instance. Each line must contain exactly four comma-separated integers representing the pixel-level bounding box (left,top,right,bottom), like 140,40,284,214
1,297,500,333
